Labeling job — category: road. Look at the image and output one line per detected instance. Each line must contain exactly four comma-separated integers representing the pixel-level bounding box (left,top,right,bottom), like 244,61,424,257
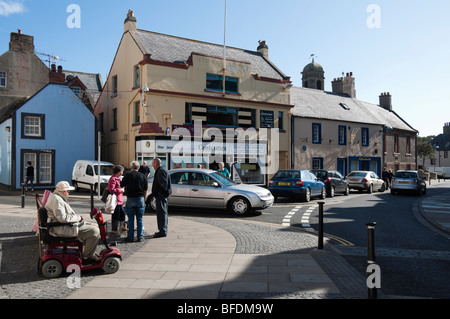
167,186,450,298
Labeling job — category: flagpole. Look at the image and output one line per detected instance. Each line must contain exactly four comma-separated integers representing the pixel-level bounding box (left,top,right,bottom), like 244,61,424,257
223,0,227,96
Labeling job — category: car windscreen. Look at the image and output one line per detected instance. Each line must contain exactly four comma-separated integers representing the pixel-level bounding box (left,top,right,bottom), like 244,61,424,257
211,172,235,186
348,172,366,177
311,171,327,179
273,171,301,179
94,165,114,175
395,172,418,179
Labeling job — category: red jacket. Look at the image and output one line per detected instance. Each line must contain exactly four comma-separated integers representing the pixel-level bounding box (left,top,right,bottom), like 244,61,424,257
108,176,124,205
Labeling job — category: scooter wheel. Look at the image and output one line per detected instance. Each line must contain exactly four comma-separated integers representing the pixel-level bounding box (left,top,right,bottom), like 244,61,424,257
103,257,120,274
42,259,63,278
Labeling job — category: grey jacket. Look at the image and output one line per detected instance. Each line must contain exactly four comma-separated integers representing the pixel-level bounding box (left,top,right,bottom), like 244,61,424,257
45,191,82,237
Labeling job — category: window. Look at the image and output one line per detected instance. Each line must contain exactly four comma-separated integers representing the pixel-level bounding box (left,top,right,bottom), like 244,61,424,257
312,157,323,169
206,74,239,94
112,75,118,96
134,65,140,88
112,108,118,130
71,86,81,97
361,128,369,146
312,123,321,144
338,125,347,145
406,136,411,154
21,150,55,186
0,72,7,88
394,134,399,153
445,151,448,159
206,105,237,127
278,112,284,131
340,103,350,110
21,113,45,139
134,101,140,124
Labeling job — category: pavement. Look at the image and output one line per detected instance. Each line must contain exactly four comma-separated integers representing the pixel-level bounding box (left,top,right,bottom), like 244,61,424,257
0,180,449,300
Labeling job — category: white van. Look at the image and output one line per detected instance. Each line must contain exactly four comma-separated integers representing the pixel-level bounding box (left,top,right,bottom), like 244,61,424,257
72,160,114,193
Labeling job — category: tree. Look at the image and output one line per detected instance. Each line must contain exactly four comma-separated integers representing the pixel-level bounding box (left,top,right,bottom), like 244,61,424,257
417,136,436,168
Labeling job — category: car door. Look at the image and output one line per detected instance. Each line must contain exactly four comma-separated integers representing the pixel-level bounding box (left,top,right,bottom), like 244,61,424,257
169,171,191,206
303,171,320,195
189,172,225,208
370,172,383,189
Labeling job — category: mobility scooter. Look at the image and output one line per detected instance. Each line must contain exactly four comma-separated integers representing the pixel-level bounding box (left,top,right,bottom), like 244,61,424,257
37,202,122,279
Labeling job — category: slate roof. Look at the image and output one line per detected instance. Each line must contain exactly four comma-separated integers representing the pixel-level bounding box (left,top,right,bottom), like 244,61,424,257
64,70,103,94
133,30,289,82
290,86,417,133
430,134,450,151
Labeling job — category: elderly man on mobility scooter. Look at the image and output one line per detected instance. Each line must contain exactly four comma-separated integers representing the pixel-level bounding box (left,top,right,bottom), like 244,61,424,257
45,181,101,263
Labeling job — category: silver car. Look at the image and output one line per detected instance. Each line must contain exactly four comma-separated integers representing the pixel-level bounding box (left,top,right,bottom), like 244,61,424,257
346,170,386,193
391,170,426,196
147,169,274,215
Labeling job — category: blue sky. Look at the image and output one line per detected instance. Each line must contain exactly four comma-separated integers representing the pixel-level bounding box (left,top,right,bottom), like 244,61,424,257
1,0,449,137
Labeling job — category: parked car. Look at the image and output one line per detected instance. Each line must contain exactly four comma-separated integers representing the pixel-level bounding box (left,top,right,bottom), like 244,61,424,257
269,169,326,202
72,160,114,193
311,169,350,197
147,169,273,215
346,171,386,193
390,170,426,196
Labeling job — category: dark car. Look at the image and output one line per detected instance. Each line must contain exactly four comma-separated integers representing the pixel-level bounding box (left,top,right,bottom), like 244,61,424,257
311,169,350,197
269,169,326,202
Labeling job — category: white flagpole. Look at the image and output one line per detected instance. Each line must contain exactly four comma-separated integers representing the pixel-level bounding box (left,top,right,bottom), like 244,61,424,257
223,0,227,96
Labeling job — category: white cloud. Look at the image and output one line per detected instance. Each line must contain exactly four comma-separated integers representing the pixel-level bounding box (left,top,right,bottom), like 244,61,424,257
0,1,25,16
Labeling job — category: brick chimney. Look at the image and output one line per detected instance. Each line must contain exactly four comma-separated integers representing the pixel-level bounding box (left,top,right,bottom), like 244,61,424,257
257,40,269,59
49,64,65,84
332,72,356,98
9,30,35,53
379,92,392,111
444,122,450,135
124,10,137,33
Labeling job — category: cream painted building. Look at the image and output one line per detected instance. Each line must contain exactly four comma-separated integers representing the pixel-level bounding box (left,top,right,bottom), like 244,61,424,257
95,11,293,185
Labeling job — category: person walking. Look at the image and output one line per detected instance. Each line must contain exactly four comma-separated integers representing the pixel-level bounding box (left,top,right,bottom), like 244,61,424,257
121,161,148,242
108,165,127,234
24,161,34,192
151,158,171,238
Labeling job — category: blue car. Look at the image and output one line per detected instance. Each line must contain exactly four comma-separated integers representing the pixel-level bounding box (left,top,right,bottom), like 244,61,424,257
269,169,326,202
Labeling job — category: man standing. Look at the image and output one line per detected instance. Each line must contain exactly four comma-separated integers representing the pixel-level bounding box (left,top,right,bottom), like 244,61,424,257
151,158,171,238
121,161,148,242
25,161,34,192
138,161,151,178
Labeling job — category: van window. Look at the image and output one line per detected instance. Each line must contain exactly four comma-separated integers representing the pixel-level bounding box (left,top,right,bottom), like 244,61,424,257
95,165,114,175
86,165,94,176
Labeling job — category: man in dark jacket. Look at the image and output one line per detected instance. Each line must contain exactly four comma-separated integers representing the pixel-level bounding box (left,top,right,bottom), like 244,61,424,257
151,158,171,238
121,161,148,242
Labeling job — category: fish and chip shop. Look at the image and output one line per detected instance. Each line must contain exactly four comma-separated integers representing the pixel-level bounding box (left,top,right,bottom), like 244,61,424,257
135,136,269,185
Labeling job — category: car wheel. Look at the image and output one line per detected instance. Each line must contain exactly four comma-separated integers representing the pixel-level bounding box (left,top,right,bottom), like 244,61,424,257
42,259,63,279
73,181,79,192
379,183,386,192
328,186,335,198
229,197,251,215
368,184,373,194
344,185,350,196
390,188,396,195
302,188,311,202
320,186,326,199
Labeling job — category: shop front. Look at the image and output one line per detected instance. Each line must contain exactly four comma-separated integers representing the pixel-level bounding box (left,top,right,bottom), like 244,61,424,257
135,136,268,185
349,156,382,176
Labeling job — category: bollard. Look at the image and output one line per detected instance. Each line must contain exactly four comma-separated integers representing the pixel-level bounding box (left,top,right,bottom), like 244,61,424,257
89,184,94,212
21,183,25,208
318,201,325,250
366,222,377,299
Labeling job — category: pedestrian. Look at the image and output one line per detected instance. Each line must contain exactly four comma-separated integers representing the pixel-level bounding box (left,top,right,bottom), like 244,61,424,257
108,165,127,234
24,161,34,192
138,161,151,178
120,161,148,242
217,162,230,178
151,158,171,238
45,181,101,263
